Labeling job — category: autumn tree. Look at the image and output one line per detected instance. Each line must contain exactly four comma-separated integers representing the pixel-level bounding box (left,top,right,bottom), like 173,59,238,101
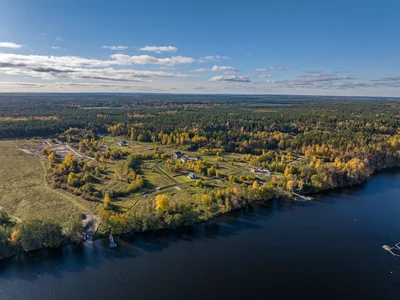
286,180,295,191
104,193,112,209
155,194,169,211
201,194,212,207
8,230,20,245
48,151,56,163
252,180,259,190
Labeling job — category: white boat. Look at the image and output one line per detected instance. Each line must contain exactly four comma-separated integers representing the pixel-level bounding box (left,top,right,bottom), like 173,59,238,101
109,234,117,248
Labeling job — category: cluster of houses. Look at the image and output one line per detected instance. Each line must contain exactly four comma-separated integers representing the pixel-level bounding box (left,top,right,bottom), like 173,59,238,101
172,151,201,162
250,166,272,177
171,152,200,179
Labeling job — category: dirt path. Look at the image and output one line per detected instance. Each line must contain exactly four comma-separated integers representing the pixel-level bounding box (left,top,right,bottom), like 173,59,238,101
65,144,95,161
154,161,178,184
0,205,22,223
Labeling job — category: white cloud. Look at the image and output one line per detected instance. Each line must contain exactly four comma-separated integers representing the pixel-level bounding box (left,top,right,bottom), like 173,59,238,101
0,42,22,49
0,52,195,82
139,45,177,53
258,74,272,78
256,66,291,71
191,68,208,73
0,52,120,68
275,73,358,89
0,81,165,91
209,75,251,82
102,45,128,51
0,81,46,89
51,46,61,50
55,37,63,41
211,65,239,72
201,55,230,61
111,54,194,66
269,66,291,71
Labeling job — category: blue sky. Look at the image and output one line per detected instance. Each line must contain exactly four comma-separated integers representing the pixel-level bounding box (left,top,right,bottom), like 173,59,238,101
0,0,399,96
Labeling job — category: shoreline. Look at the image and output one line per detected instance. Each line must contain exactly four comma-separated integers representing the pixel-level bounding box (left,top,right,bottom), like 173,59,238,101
2,165,400,261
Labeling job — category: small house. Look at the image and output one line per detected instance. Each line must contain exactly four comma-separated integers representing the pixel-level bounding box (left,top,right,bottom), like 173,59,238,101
187,172,197,179
251,166,271,177
172,151,183,159
118,140,128,146
187,155,200,161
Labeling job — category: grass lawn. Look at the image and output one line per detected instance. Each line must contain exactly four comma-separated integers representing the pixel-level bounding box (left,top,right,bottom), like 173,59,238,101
174,175,194,183
0,140,90,223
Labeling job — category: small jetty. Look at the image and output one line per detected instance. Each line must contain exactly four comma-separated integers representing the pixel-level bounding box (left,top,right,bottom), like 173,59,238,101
382,242,400,257
109,233,117,248
292,192,313,201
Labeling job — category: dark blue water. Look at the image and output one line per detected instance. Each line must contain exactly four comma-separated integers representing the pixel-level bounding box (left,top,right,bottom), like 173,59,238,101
1,169,400,300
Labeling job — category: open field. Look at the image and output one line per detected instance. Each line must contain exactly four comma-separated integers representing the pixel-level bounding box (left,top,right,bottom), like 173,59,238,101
0,140,90,223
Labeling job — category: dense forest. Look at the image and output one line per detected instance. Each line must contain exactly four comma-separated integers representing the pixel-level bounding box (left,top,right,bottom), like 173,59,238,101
1,93,399,259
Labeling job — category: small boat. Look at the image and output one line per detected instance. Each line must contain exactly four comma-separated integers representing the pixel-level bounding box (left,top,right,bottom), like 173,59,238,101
293,197,305,202
109,233,117,248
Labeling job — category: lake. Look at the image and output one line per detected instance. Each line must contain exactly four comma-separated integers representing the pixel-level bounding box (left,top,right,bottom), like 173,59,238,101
1,169,400,300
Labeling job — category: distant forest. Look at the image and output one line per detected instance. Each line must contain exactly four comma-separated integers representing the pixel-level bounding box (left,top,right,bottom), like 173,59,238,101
0,93,399,140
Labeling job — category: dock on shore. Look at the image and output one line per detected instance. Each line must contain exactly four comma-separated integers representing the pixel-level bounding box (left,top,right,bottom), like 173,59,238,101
292,192,313,201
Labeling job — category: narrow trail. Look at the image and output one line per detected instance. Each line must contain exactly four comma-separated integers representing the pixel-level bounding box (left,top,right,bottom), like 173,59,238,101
154,161,178,184
125,161,195,214
65,144,95,161
0,205,22,223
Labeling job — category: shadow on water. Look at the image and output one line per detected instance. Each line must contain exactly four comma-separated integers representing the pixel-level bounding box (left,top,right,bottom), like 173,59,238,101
0,198,298,281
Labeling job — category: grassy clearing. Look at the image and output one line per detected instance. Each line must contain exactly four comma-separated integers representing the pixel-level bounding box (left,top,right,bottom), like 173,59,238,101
0,140,89,222
174,175,193,183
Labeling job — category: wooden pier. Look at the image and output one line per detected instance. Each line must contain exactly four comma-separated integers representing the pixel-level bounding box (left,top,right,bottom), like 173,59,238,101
292,192,313,201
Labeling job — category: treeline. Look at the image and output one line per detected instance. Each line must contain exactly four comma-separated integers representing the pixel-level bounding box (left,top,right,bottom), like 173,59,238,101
1,94,399,140
98,181,278,235
0,209,82,259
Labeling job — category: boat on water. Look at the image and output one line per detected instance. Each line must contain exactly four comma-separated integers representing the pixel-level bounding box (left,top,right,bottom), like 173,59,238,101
293,197,306,202
109,233,117,248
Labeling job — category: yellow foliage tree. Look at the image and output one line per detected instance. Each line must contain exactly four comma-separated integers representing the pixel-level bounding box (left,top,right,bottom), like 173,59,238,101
201,194,212,207
64,153,76,166
286,180,295,191
108,213,129,234
8,230,20,244
48,152,56,163
155,194,169,211
67,172,78,186
252,180,259,190
104,193,111,209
